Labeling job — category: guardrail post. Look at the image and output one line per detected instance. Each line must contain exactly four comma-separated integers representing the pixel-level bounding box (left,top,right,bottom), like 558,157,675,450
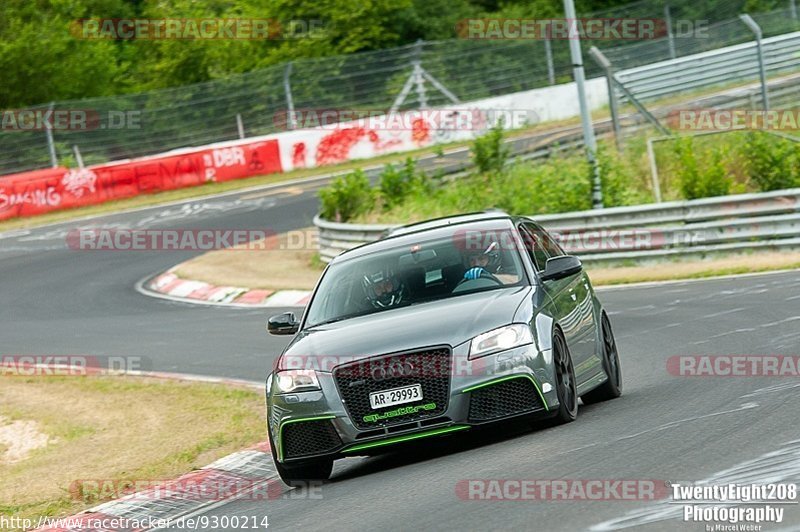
739,14,770,112
283,62,296,130
589,46,622,151
45,102,58,168
564,0,603,209
664,5,677,59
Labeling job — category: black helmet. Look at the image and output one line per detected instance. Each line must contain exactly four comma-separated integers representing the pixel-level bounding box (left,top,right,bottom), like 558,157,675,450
362,266,406,308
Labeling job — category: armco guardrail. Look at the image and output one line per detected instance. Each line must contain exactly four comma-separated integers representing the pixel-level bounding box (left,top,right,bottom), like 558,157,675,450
615,32,800,102
314,188,800,263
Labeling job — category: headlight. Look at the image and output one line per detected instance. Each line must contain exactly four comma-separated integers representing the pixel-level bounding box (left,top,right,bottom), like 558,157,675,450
274,370,320,393
469,324,533,359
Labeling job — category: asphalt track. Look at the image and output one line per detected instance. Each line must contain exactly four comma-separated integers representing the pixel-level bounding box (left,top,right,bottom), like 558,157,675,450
2,162,800,530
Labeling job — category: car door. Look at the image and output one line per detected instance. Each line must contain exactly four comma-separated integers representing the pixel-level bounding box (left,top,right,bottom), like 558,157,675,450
522,223,597,385
517,222,576,343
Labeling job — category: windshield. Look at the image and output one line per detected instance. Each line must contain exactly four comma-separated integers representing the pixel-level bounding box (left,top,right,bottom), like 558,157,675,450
305,227,527,327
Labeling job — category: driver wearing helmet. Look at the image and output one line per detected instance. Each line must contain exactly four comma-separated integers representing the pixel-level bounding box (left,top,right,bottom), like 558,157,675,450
361,265,407,309
462,241,502,280
461,241,518,285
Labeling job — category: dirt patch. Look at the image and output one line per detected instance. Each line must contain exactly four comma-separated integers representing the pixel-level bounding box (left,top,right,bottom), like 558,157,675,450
0,416,53,464
0,375,265,522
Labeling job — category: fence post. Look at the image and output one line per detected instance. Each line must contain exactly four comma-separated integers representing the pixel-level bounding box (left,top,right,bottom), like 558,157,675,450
791,0,798,20
72,145,84,169
45,102,58,168
739,14,770,112
664,5,677,59
646,138,663,203
564,0,603,209
236,113,245,139
544,37,556,85
283,62,296,129
589,47,622,151
413,39,428,109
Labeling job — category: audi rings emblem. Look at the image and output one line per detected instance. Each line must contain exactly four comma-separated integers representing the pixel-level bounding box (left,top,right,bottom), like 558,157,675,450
371,359,415,381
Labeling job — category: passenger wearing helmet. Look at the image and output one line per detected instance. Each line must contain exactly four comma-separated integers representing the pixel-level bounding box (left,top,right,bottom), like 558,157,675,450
361,265,407,309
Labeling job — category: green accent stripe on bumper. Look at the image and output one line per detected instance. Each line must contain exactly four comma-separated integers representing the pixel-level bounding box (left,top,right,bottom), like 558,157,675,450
278,415,336,462
343,425,470,453
461,374,549,411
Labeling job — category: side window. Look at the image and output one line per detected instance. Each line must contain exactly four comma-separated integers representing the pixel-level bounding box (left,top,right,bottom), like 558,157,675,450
529,223,565,258
518,225,549,271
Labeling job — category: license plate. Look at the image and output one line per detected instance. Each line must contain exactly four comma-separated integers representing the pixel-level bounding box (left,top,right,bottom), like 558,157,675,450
369,384,423,409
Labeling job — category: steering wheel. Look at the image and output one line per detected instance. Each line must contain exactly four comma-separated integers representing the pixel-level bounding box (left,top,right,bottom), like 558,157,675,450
454,273,503,292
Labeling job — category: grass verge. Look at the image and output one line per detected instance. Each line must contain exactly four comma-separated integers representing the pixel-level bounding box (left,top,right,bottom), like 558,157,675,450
0,375,265,523
588,251,800,285
174,228,325,290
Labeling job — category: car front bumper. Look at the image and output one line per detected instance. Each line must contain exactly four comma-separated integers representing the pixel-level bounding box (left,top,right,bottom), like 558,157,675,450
267,342,559,463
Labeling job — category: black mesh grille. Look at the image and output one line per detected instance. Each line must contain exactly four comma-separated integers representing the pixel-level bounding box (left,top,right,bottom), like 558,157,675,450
282,419,343,459
468,377,545,422
333,347,452,430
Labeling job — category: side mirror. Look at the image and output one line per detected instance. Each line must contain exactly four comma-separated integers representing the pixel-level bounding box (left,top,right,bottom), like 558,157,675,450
267,312,299,335
540,255,582,282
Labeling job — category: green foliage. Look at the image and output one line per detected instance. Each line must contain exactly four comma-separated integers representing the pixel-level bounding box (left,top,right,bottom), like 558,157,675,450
318,170,374,222
322,130,800,224
471,121,510,175
0,0,790,108
672,137,731,199
379,158,424,210
596,142,650,207
743,132,800,191
495,154,593,214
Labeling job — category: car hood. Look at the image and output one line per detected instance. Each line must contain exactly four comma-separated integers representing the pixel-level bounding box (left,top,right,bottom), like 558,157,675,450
280,286,533,368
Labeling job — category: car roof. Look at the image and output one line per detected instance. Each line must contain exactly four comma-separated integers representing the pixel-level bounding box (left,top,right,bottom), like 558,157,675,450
384,211,513,237
331,212,526,263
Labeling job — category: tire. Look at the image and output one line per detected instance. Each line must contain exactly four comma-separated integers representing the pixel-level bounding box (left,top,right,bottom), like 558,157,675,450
268,426,333,486
581,313,622,404
275,457,333,486
550,330,578,424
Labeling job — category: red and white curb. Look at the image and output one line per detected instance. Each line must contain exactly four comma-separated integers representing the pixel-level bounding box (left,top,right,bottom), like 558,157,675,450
31,371,287,531
137,269,312,308
37,442,281,531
